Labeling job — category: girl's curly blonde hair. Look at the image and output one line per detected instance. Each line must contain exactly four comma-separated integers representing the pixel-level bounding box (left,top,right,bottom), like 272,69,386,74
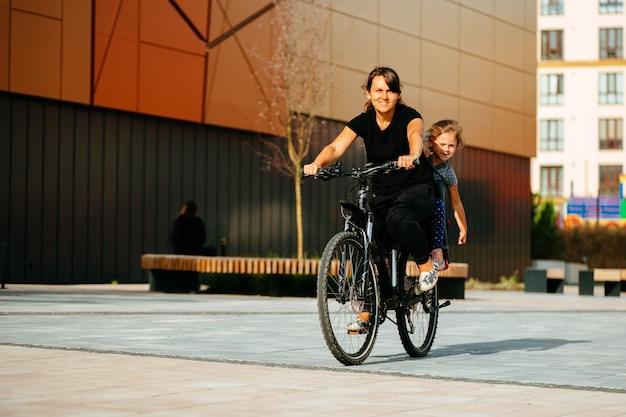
425,119,465,149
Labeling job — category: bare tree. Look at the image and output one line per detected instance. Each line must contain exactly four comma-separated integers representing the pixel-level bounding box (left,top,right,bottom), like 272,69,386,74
254,0,331,259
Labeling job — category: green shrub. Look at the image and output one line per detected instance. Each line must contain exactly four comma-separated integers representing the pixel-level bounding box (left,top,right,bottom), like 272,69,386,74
557,226,626,268
531,193,626,268
531,195,560,259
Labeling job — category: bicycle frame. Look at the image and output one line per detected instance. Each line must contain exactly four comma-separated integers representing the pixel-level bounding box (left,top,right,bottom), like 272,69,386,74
323,161,410,298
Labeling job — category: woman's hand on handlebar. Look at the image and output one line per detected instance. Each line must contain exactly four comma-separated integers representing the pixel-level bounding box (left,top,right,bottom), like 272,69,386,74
302,162,321,176
397,155,420,169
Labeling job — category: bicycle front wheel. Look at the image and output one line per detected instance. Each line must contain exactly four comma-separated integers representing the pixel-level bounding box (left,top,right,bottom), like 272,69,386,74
397,282,439,357
317,231,380,366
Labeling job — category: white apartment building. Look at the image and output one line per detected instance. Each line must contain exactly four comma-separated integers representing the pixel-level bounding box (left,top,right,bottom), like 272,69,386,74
534,0,625,204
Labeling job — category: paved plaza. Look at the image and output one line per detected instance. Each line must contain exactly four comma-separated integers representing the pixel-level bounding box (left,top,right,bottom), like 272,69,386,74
1,283,625,416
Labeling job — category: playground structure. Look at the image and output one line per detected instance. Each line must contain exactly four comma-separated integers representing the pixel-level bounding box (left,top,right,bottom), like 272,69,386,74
562,174,626,228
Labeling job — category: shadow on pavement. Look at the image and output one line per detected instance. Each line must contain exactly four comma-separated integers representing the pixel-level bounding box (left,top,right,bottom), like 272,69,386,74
432,337,590,356
364,338,590,365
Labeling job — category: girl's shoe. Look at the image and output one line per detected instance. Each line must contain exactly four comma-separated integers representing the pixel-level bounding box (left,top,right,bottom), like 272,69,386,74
418,260,439,292
346,312,371,334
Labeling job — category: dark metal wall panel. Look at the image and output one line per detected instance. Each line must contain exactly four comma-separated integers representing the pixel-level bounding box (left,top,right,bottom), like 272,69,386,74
126,118,145,283
58,106,77,282
0,96,11,263
73,107,91,281
115,114,132,282
28,101,46,283
445,146,531,281
0,91,531,284
8,97,28,282
43,104,62,281
87,111,104,283
102,112,119,282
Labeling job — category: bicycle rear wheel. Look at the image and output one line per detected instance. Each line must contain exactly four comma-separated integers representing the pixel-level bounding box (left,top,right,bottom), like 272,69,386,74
317,231,380,365
397,281,439,357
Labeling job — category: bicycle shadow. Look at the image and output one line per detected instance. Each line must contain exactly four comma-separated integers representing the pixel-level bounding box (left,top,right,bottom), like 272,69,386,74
368,337,590,364
430,337,589,357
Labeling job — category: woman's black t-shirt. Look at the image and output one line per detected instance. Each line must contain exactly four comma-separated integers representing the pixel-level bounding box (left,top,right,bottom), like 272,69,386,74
347,105,434,195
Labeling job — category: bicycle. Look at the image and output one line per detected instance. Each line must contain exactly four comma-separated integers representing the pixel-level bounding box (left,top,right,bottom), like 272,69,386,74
304,161,451,365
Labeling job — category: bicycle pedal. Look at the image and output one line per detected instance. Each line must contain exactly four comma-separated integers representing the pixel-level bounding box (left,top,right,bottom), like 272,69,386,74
347,328,368,335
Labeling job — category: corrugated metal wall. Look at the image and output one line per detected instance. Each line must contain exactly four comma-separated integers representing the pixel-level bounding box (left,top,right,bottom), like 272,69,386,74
448,147,532,281
0,91,530,284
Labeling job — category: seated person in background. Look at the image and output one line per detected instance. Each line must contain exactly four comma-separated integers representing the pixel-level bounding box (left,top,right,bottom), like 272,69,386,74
170,200,217,256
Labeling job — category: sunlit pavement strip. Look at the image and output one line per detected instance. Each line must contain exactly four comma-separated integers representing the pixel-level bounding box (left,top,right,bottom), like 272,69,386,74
1,284,625,416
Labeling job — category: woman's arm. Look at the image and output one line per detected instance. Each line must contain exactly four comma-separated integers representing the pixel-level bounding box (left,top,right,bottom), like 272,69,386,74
303,126,357,175
398,117,424,168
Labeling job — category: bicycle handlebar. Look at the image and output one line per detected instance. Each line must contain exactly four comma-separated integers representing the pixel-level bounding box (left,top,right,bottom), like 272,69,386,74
302,159,418,181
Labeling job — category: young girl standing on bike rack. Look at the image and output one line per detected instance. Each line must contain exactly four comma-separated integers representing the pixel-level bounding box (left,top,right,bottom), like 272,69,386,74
425,119,468,271
303,66,438,333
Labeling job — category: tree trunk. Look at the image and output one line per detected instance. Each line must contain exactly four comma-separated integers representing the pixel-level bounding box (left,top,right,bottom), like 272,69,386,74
295,172,303,259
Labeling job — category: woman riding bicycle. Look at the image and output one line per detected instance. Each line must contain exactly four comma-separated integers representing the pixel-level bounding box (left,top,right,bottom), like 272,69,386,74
303,66,438,332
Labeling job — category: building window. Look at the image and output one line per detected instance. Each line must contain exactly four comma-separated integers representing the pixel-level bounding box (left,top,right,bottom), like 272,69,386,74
599,72,624,104
599,118,623,149
540,119,564,150
541,0,564,15
541,30,564,60
540,74,564,105
599,165,623,196
600,28,623,59
599,0,623,14
540,166,563,197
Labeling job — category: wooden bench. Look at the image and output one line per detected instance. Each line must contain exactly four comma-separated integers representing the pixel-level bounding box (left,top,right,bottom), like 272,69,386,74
141,255,321,293
141,254,469,298
579,268,626,297
524,267,565,293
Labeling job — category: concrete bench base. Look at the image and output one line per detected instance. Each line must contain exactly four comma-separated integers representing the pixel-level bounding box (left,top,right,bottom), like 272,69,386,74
524,268,565,293
579,269,626,297
149,270,200,293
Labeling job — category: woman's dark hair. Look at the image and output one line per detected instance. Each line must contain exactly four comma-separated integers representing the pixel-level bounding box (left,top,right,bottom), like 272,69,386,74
363,66,402,93
362,66,405,111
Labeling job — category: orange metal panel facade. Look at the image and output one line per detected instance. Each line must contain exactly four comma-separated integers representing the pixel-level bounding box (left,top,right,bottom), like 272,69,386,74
10,10,62,98
90,0,274,126
138,43,205,121
61,0,92,103
0,4,9,91
3,0,91,104
93,33,139,111
11,0,62,17
1,1,536,158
